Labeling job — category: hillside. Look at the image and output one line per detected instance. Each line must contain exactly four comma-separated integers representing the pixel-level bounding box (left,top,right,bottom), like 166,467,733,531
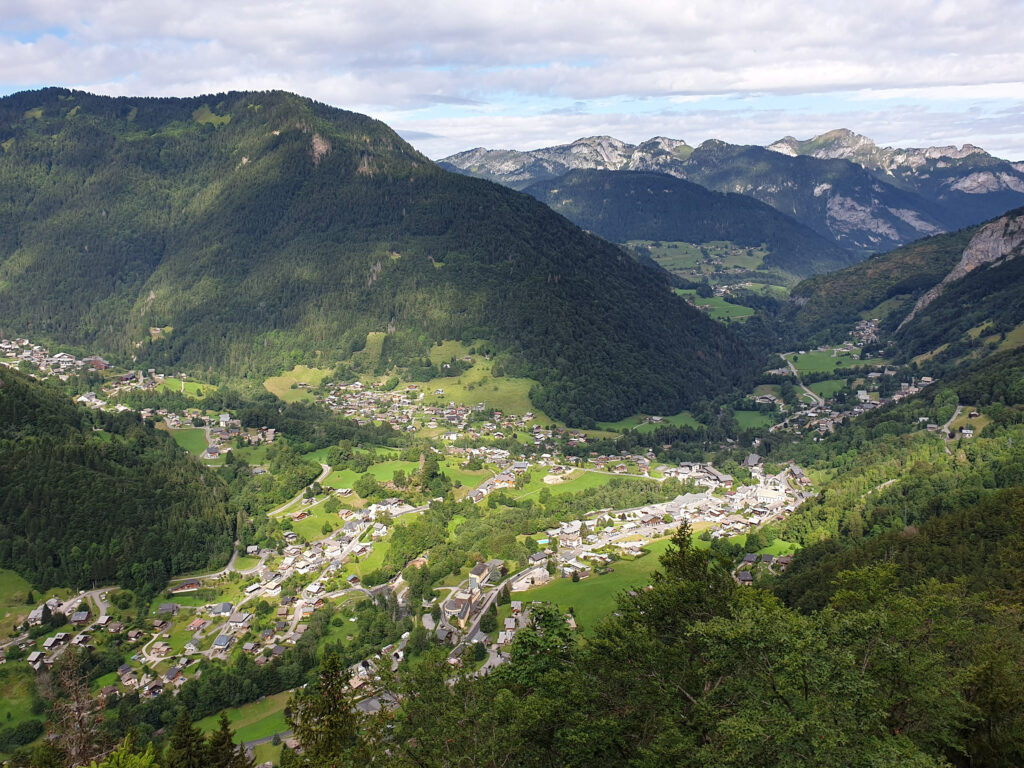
0,366,233,594
786,207,1024,364
444,132,1024,254
523,169,856,278
0,88,762,425
769,128,1024,230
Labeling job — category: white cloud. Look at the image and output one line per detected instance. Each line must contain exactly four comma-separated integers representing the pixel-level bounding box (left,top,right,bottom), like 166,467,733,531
1,0,1022,157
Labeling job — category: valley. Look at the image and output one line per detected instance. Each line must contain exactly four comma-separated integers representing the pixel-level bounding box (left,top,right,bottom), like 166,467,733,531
2,88,1024,768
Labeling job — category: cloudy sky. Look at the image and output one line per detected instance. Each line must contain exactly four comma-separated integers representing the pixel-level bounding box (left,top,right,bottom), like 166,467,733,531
2,0,1022,159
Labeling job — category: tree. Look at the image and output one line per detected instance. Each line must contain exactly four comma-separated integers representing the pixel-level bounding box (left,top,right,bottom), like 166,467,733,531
479,603,498,634
207,713,253,768
497,584,511,606
162,709,208,768
287,654,369,765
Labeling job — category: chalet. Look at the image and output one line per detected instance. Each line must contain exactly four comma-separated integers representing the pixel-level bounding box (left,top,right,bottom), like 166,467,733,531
27,651,46,670
170,579,201,594
737,571,754,585
228,612,252,631
212,635,232,652
164,666,182,683
151,642,172,657
157,603,180,616
210,602,233,617
70,610,90,625
186,617,207,633
127,629,145,642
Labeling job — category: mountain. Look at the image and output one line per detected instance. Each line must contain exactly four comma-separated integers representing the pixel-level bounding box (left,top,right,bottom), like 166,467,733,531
440,135,694,190
0,366,233,594
522,169,856,277
443,133,1024,254
0,88,761,425
769,128,1024,229
786,206,1024,365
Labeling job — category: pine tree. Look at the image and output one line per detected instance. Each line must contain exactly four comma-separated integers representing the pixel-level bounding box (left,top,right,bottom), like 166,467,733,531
207,713,253,768
163,710,207,768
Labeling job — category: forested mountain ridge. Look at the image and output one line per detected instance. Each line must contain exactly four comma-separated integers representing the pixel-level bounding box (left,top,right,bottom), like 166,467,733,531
0,366,234,594
523,169,856,277
0,88,762,424
785,207,1024,365
444,132,1024,254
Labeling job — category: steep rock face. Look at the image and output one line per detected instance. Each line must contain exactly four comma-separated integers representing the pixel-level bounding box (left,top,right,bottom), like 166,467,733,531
769,129,1024,228
898,211,1024,329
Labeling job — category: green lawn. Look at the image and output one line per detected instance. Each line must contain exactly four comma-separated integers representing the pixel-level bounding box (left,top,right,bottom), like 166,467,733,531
156,379,212,398
263,365,330,403
513,539,672,633
0,665,44,734
412,358,557,425
164,427,208,455
343,540,390,579
197,691,292,743
597,410,700,432
675,289,754,321
0,569,40,638
234,556,261,571
734,410,774,429
325,460,419,490
441,459,491,488
512,469,628,501
808,379,846,399
787,348,877,375
234,444,271,464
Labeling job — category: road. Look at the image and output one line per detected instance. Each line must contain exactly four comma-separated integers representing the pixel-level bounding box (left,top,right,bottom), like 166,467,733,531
267,464,331,517
781,353,824,408
941,405,963,453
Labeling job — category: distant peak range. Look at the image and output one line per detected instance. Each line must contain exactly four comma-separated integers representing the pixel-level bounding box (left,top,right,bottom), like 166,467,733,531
442,131,1024,254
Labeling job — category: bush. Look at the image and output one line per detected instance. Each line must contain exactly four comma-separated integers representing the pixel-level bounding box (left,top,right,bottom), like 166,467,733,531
0,719,44,751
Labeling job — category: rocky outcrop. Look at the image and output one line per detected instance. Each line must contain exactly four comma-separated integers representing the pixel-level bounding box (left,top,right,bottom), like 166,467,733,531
898,211,1024,330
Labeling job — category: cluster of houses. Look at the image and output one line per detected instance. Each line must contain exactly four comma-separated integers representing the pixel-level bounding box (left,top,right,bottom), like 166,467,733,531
0,338,111,375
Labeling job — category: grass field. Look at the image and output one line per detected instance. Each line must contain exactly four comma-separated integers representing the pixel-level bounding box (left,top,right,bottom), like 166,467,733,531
0,570,37,638
441,459,491,489
343,540,390,579
808,379,846,399
787,348,875,375
0,665,43,734
597,410,700,432
197,691,291,743
734,410,774,429
162,427,208,455
513,539,672,633
414,358,555,424
675,289,754,321
156,378,211,398
998,321,1024,352
511,469,630,501
324,460,420,490
634,241,769,283
263,365,330,403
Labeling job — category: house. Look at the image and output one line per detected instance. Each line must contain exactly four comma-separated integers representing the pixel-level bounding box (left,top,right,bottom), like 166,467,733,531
157,603,180,616
107,621,124,634
70,610,90,625
469,561,491,590
228,612,253,631
503,617,517,631
186,618,207,633
27,651,46,669
210,602,233,617
737,571,754,585
510,601,523,614
151,642,172,657
170,579,201,594
212,635,232,651
528,552,547,566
